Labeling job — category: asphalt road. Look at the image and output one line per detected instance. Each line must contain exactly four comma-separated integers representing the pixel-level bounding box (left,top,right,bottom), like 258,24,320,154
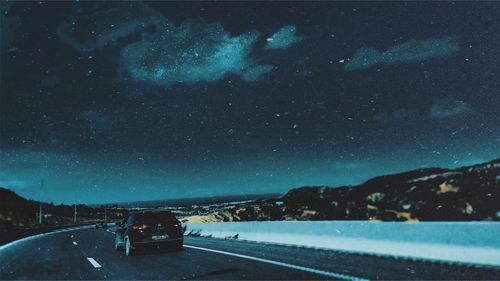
0,226,499,280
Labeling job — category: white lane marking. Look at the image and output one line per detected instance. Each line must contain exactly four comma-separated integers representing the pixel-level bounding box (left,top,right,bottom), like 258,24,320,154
72,241,78,245
184,245,367,281
86,257,102,268
111,232,115,234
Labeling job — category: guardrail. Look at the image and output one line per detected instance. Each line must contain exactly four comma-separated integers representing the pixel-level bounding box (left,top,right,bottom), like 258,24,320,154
185,221,500,267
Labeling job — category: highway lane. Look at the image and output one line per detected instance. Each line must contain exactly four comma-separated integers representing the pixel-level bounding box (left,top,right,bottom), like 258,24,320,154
0,226,499,280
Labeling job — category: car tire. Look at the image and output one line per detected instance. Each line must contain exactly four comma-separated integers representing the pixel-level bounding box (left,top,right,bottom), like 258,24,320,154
125,237,134,256
174,240,184,251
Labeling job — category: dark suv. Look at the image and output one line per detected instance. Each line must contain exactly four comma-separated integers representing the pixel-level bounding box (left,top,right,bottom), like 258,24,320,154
114,210,183,256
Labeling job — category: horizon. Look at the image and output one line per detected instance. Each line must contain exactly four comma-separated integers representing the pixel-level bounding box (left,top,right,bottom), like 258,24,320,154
2,155,496,205
0,186,282,206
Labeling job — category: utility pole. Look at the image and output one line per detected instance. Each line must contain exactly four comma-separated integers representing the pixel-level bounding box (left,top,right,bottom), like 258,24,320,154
73,204,77,224
39,179,43,225
73,194,77,224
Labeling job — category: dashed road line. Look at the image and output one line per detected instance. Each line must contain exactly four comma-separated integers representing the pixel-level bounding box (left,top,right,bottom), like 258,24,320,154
72,241,78,245
184,244,368,281
86,257,102,268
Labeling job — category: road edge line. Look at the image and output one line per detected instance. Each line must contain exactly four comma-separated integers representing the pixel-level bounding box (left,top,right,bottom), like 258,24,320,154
184,244,368,281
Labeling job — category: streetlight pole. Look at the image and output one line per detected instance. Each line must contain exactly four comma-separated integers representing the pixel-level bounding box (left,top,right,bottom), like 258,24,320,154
39,179,43,225
73,194,77,224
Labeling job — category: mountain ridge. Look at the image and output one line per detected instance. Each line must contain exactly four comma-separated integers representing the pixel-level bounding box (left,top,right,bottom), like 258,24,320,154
183,157,500,222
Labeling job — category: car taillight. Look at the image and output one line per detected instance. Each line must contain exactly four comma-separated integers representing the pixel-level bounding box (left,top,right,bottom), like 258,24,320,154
173,222,181,227
131,224,148,230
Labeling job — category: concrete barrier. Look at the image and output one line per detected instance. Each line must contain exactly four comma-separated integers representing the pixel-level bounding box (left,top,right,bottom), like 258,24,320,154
185,221,500,267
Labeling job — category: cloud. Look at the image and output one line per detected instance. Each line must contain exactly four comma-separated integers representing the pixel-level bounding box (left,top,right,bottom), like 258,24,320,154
430,98,471,118
121,18,273,86
264,25,302,50
241,65,274,82
58,3,162,52
0,179,33,189
345,36,460,71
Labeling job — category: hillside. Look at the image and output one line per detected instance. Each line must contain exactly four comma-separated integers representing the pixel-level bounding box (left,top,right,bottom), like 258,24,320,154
0,188,40,228
0,188,125,229
182,158,500,222
0,188,37,207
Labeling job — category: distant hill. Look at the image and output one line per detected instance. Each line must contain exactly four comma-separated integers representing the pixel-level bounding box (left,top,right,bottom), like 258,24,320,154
183,158,500,222
0,187,38,207
102,193,282,208
0,188,40,228
4,158,500,224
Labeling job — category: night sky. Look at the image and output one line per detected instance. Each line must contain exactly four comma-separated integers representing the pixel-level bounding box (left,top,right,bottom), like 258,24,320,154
1,1,499,204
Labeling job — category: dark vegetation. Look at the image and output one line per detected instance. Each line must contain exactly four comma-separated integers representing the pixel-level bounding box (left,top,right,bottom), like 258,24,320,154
0,187,126,230
0,188,128,245
192,158,500,222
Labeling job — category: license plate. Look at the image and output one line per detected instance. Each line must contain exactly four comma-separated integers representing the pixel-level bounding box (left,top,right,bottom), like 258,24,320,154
152,235,168,240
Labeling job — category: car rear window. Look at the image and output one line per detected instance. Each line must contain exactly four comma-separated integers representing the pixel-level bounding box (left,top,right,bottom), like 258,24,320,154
132,212,177,223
